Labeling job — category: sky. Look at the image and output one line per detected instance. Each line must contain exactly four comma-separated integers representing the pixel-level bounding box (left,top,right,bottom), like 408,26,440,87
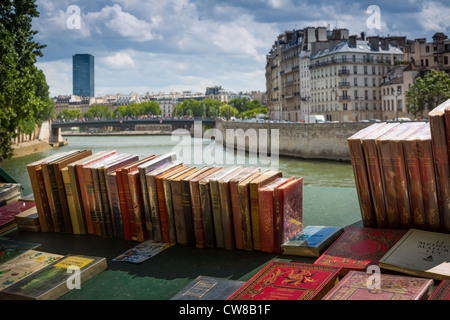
32,0,450,97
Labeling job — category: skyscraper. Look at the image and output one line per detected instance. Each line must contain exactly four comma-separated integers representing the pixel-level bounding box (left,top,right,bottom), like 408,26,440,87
73,54,95,97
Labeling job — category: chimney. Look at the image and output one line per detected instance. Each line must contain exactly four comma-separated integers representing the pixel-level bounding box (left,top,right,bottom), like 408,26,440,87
368,36,380,51
348,35,357,48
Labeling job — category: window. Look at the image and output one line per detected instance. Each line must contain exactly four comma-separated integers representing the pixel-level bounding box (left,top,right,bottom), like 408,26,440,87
364,66,368,74
354,66,357,74
354,78,358,86
445,56,449,65
426,46,430,53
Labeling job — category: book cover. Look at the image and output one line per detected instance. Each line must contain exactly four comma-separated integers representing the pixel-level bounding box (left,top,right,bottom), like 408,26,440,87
0,239,41,265
229,167,261,250
258,177,292,253
428,280,450,300
249,170,283,251
0,183,21,204
112,240,173,263
171,276,245,300
238,172,262,251
428,100,450,233
315,226,407,275
379,228,450,280
348,123,388,228
170,167,198,246
189,167,223,248
361,123,401,228
322,270,433,300
0,255,107,300
76,151,117,235
227,261,341,300
128,169,147,242
409,124,441,232
376,123,426,229
13,206,39,226
0,250,63,290
273,177,304,253
218,167,248,250
202,166,243,249
281,225,344,258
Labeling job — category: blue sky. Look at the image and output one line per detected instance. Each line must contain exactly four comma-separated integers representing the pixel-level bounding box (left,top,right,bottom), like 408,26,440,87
32,0,450,97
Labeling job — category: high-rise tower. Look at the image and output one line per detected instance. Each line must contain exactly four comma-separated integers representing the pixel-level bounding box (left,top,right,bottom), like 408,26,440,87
73,54,95,97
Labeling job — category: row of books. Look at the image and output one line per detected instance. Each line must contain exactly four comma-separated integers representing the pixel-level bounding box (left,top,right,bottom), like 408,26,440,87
0,239,106,300
171,226,450,300
348,103,450,233
26,150,303,253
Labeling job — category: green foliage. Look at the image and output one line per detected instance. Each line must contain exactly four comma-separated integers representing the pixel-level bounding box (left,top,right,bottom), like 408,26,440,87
228,98,262,113
0,0,48,160
84,105,112,120
112,101,161,118
241,107,268,118
406,70,450,117
57,109,81,121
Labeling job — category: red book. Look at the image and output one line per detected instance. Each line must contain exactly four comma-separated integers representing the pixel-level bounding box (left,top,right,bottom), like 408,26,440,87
323,270,433,300
258,177,293,253
0,201,36,232
429,280,450,300
227,261,340,300
273,177,303,253
314,226,407,276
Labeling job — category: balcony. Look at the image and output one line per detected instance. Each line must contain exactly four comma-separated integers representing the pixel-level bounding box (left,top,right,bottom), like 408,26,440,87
338,82,351,88
339,96,351,101
338,69,350,76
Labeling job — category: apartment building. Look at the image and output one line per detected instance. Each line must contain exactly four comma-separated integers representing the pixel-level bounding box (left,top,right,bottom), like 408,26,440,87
309,36,405,122
406,32,450,73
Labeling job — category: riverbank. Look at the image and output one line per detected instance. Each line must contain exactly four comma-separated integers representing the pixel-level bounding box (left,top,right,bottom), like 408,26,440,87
11,140,54,158
61,130,190,136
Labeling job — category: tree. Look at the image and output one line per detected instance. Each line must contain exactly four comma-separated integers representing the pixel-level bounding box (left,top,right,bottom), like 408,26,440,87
0,0,47,160
84,105,112,120
57,109,81,121
406,70,450,117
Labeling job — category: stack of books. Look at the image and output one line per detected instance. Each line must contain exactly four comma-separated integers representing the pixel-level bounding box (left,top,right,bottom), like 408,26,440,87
25,150,304,253
348,98,450,233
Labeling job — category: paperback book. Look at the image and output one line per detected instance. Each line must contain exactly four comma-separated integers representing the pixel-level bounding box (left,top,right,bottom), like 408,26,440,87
171,276,245,300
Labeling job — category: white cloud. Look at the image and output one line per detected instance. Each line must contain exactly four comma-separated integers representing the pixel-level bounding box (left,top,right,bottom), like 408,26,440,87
418,1,450,33
36,59,72,96
101,52,136,69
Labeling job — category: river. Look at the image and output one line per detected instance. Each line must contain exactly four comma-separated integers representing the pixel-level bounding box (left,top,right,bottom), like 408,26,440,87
1,134,356,197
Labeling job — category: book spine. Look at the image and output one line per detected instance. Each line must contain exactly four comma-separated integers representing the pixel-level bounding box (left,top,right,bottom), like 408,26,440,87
417,139,441,232
210,180,225,249
116,169,131,241
378,140,400,228
163,179,177,244
403,140,427,229
76,164,94,235
106,173,123,239
68,166,86,234
147,175,162,242
390,140,412,229
156,177,170,243
130,173,147,242
199,182,215,248
62,169,80,234
362,139,388,228
91,168,105,237
139,167,153,240
273,188,283,253
249,183,262,250
258,189,275,253
348,139,376,227
238,184,253,251
122,170,136,240
48,164,64,233
190,181,205,248
282,178,303,243
27,166,52,232
54,164,73,234
230,181,243,250
171,180,187,245
41,163,57,231
219,182,235,250
429,113,450,232
98,168,113,237
181,180,196,247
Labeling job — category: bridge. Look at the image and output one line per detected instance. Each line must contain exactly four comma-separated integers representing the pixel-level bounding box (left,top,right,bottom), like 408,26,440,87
51,117,216,129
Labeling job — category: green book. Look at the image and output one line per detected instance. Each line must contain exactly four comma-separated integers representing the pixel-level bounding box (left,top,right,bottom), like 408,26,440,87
0,255,107,300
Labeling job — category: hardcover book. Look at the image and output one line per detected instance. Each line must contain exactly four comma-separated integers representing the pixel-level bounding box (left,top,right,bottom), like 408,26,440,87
0,250,63,290
314,226,407,275
273,177,304,253
0,201,36,234
248,170,283,251
171,276,245,300
238,171,261,251
322,270,433,300
428,100,450,233
0,255,107,300
281,225,344,258
13,206,39,227
361,123,401,228
378,228,450,280
227,261,341,300
428,280,450,300
258,177,292,253
112,240,173,263
0,239,41,264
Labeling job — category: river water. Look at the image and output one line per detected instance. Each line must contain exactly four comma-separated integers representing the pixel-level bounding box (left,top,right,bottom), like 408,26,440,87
1,134,355,197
